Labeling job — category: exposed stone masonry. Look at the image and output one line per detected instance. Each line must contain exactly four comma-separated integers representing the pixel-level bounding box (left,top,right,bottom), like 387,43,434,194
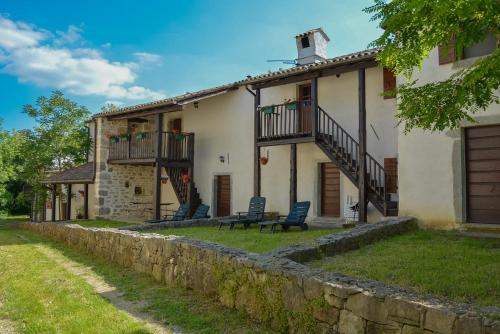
20,220,500,334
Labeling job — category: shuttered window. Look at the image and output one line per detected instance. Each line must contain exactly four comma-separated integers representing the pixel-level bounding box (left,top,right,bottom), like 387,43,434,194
384,158,398,194
438,38,458,65
383,68,396,99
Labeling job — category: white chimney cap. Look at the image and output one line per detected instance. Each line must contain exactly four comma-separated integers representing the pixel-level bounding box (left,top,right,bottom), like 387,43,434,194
295,28,330,65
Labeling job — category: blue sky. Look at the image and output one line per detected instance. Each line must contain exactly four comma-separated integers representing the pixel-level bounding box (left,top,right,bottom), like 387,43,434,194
0,0,381,130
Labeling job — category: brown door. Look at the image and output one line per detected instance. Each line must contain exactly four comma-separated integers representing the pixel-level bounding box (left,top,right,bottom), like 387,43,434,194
320,163,340,217
216,175,231,217
168,118,182,132
168,118,183,159
297,84,312,134
466,125,500,224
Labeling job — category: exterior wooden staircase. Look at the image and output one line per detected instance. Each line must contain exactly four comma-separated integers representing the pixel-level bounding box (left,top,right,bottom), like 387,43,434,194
315,106,398,216
164,167,202,214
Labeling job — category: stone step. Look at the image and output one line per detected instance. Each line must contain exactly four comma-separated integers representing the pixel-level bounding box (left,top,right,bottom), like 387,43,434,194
457,231,500,239
463,223,500,234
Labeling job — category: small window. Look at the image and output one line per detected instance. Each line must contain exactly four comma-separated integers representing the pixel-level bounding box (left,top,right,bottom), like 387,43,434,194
301,36,310,48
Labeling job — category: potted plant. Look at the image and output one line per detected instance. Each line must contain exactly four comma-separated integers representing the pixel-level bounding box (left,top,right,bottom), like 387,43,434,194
260,150,269,165
261,105,275,114
181,174,191,184
286,101,297,110
135,132,147,141
119,134,130,142
110,135,119,143
175,132,186,141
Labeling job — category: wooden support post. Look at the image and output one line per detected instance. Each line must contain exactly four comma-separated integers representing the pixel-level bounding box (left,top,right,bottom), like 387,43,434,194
153,113,164,220
66,184,72,221
311,77,318,139
51,184,56,222
254,88,261,196
84,183,89,219
358,68,367,222
290,143,297,210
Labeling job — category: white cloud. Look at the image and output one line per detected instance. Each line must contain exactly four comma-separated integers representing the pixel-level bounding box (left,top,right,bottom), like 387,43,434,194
134,52,162,64
0,15,49,50
0,15,165,101
101,42,112,49
55,25,83,45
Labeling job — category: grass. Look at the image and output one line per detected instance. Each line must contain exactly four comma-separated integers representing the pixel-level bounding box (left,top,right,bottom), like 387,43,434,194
148,225,349,253
309,230,500,308
0,217,276,334
70,219,137,228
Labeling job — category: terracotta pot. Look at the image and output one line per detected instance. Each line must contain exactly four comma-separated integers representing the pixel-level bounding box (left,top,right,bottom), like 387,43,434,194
260,157,269,165
182,174,191,184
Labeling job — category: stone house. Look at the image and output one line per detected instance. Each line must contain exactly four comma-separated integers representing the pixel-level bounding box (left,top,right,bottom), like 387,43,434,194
43,28,499,229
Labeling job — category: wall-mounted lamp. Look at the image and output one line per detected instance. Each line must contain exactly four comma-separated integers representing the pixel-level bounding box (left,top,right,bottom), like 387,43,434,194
219,155,225,163
194,102,199,109
161,176,169,184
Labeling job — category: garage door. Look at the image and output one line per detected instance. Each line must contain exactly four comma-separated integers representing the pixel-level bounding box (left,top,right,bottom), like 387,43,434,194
466,125,500,224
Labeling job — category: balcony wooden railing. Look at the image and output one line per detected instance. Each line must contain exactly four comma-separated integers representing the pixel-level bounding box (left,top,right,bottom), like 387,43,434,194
257,100,312,142
108,131,194,162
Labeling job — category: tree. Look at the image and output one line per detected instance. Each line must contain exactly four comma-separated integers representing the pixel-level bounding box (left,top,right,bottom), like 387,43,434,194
364,0,500,132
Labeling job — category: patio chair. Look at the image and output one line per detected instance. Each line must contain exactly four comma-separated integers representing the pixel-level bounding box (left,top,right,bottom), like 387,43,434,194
191,204,210,219
145,203,190,224
259,201,311,233
218,196,266,230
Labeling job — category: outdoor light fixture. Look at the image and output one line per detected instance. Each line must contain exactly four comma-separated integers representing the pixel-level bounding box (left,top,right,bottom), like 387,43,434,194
219,155,225,163
194,102,199,109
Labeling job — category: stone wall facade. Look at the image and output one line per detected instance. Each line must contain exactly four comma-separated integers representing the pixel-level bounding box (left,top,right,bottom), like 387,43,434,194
20,222,499,334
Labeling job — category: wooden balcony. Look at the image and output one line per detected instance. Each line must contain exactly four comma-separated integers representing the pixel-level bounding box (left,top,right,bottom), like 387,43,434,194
256,100,315,146
108,131,194,165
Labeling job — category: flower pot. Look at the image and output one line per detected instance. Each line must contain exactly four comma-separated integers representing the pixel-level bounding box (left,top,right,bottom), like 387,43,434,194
175,133,186,141
261,106,274,114
260,157,268,165
181,174,191,184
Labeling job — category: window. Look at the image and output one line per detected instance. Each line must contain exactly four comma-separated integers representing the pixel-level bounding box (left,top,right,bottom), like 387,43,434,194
301,36,310,48
383,68,396,99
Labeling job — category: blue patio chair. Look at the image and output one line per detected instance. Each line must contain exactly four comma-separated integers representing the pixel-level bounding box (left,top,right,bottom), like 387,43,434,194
191,204,210,219
259,201,310,233
145,203,190,224
218,196,266,230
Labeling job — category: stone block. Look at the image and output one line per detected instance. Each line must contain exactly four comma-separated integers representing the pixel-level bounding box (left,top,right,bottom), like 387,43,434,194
402,325,425,334
346,292,388,324
453,316,482,334
312,303,340,325
339,310,365,334
424,308,457,334
366,321,401,334
282,279,306,312
386,296,421,326
303,277,324,300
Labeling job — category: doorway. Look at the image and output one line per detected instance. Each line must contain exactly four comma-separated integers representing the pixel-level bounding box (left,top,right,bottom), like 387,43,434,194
320,163,340,217
297,83,312,134
216,175,231,217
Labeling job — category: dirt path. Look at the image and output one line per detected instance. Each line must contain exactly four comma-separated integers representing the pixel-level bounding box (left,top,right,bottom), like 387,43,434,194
17,234,179,334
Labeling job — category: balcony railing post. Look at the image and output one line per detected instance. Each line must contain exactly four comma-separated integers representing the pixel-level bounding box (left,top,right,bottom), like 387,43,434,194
311,77,318,139
153,113,164,221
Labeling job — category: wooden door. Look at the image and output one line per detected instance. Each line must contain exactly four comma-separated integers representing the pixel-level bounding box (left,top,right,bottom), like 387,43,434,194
168,118,182,132
297,84,312,134
168,118,183,159
320,163,340,217
216,175,231,217
466,125,500,224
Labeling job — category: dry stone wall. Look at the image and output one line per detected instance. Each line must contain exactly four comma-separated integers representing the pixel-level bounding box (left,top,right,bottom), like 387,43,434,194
20,221,499,334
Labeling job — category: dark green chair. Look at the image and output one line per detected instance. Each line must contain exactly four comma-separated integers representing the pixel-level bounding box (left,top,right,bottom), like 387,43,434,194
191,204,210,219
259,201,310,233
218,196,266,230
145,203,190,224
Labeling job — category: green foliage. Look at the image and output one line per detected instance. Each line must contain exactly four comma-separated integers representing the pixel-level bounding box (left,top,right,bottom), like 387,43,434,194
364,0,500,131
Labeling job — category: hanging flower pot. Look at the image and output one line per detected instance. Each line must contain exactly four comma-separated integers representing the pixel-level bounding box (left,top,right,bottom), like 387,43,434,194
286,102,297,110
161,176,168,184
135,132,147,141
260,157,268,165
110,135,119,144
119,134,130,142
181,174,191,184
261,105,275,114
175,133,186,141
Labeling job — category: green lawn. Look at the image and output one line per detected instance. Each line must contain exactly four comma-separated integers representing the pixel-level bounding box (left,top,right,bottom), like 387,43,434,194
309,230,500,308
70,219,137,228
0,218,275,333
148,225,349,253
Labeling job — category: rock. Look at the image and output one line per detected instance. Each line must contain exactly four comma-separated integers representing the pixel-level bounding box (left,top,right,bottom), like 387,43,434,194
385,296,422,326
366,321,401,334
346,292,388,324
402,325,425,334
424,308,457,334
453,316,482,334
339,310,365,334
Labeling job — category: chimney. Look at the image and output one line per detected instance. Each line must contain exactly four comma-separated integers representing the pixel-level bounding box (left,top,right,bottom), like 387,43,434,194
295,28,330,65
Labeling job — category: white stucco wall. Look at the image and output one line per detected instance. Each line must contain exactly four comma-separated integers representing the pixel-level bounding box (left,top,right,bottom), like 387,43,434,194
397,48,500,229
45,183,96,220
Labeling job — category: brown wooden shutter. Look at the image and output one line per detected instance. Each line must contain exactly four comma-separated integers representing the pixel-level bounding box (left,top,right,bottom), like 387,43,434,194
384,158,398,193
438,38,457,65
383,68,396,99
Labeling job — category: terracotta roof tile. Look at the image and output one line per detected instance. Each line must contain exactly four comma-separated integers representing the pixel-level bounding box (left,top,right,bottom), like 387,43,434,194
42,162,94,184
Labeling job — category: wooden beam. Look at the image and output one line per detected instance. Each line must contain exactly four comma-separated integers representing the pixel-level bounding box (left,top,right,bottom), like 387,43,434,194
256,136,315,147
320,60,378,78
254,88,261,196
290,144,297,210
358,68,367,223
152,113,164,220
311,77,318,140
51,185,56,222
107,105,183,121
84,183,89,220
66,184,72,221
252,72,319,90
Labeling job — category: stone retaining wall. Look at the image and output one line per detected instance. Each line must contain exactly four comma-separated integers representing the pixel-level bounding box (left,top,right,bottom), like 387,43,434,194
20,222,500,334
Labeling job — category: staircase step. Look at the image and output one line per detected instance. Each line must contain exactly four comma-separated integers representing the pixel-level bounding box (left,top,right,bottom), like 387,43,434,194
463,223,500,234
